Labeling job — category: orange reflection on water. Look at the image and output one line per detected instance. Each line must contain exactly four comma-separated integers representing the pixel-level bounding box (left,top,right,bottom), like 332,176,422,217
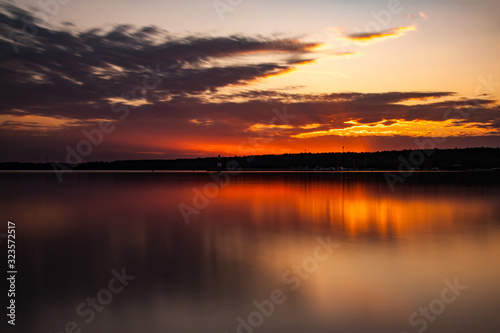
7,172,496,243
214,174,495,239
3,172,500,333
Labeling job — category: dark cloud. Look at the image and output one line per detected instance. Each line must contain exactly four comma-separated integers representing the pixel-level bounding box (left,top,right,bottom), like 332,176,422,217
0,4,317,118
0,4,499,162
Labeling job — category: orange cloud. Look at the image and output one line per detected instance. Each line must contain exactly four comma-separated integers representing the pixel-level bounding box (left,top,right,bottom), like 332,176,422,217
0,112,109,132
292,119,499,139
248,123,321,131
345,26,416,42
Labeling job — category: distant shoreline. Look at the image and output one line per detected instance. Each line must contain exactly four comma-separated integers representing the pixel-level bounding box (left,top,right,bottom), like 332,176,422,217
0,169,499,173
1,148,499,171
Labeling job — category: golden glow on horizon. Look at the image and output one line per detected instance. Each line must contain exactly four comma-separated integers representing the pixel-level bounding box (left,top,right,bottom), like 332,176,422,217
293,118,498,139
178,141,296,156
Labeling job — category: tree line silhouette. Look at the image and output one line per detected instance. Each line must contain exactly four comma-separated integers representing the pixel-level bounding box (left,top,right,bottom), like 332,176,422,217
1,147,499,171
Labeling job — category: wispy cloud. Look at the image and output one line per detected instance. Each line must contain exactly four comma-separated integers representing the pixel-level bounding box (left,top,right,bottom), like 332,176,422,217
345,26,416,42
0,113,107,132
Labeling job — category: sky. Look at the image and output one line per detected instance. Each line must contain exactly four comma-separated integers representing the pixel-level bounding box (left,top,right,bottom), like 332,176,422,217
0,0,499,162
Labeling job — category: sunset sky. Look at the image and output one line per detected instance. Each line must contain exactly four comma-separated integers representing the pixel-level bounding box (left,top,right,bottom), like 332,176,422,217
1,0,499,162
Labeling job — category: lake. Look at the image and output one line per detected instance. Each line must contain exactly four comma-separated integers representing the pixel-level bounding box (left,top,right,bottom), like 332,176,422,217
1,171,499,333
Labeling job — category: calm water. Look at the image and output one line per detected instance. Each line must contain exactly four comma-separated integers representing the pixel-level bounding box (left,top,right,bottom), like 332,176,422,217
1,171,500,333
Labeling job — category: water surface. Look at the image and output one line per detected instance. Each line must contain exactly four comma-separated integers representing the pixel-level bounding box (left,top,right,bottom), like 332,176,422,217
1,171,499,333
